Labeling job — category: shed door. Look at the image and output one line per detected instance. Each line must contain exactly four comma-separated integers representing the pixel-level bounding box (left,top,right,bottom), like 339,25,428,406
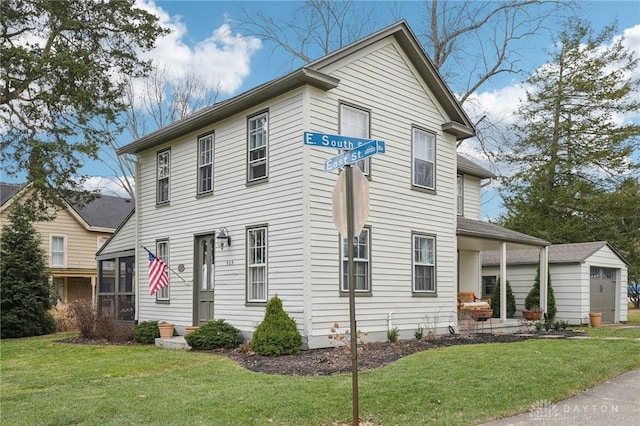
590,267,616,323
195,235,215,324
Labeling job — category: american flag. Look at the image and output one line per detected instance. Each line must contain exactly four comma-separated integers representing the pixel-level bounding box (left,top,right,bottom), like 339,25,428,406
144,247,169,296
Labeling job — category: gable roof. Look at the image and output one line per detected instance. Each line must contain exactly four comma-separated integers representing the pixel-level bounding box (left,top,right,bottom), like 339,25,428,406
457,217,549,247
1,182,28,206
119,20,475,155
481,241,628,266
1,182,133,231
68,195,134,230
457,155,495,179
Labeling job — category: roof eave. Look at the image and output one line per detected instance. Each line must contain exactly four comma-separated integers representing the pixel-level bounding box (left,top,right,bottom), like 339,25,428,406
443,121,475,141
118,68,340,155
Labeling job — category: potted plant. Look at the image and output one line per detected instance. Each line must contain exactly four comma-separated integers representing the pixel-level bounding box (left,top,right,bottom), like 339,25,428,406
523,266,556,321
158,321,174,339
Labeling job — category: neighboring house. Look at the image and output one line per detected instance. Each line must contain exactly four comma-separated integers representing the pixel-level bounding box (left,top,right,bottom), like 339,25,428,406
482,242,629,325
111,21,549,348
0,182,133,305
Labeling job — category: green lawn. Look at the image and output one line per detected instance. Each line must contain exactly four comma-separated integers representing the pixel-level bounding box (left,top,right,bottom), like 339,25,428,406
1,333,639,426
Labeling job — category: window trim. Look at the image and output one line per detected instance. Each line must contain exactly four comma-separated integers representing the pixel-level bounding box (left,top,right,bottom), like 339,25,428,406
411,127,436,191
197,132,214,195
340,226,372,294
156,149,171,205
457,174,464,216
50,234,67,267
412,233,436,295
155,239,170,302
482,275,497,298
339,102,372,177
247,111,269,184
246,225,268,304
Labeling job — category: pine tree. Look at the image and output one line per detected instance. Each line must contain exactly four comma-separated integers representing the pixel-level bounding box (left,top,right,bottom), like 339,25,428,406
500,18,640,281
491,278,516,318
525,267,557,321
1,203,55,338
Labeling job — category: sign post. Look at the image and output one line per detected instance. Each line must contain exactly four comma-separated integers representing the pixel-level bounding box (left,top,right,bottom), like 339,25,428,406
303,131,386,426
345,163,359,426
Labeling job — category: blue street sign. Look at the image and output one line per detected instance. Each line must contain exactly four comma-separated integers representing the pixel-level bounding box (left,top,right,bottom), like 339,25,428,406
304,131,378,150
323,140,386,172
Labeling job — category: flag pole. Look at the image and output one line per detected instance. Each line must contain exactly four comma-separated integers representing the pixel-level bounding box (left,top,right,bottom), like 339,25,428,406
140,245,187,282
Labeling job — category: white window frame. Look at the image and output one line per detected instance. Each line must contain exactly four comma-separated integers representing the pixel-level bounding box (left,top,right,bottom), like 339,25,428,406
247,226,268,302
155,240,169,301
50,235,66,267
413,234,436,294
341,227,371,293
157,149,170,204
412,128,436,190
197,133,214,194
457,174,464,216
247,112,268,182
340,103,370,175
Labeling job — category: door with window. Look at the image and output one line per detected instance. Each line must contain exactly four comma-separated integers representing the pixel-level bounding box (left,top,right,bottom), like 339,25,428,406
590,267,617,324
195,235,215,324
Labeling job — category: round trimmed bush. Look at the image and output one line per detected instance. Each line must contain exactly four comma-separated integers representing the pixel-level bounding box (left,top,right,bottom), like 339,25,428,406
133,321,160,344
251,296,302,356
185,319,242,350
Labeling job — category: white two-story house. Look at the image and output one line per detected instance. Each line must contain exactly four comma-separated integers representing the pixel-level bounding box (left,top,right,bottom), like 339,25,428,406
110,21,549,348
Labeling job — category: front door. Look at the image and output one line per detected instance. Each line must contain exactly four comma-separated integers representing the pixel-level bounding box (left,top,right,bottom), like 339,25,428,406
195,234,215,324
590,267,616,324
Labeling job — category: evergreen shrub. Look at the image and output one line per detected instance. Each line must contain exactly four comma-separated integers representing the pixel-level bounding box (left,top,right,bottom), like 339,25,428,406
133,321,160,344
251,295,302,356
185,319,242,350
491,278,517,318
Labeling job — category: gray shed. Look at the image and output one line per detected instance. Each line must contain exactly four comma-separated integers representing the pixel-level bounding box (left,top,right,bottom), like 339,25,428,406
482,242,629,325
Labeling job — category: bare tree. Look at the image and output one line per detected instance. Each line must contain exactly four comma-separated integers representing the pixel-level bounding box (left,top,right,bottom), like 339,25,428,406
97,67,222,200
232,0,381,72
230,0,575,157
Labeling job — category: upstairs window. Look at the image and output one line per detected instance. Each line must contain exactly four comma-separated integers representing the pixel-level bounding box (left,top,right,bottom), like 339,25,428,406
51,235,66,267
157,149,170,204
198,133,214,194
412,128,435,190
247,112,268,182
413,234,436,293
340,104,370,175
457,174,464,216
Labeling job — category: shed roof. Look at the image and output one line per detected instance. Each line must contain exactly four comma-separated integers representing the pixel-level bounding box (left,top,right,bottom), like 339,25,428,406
481,241,628,266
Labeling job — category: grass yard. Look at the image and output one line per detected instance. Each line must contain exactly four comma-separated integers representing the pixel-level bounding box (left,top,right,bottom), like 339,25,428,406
1,332,639,426
627,308,640,325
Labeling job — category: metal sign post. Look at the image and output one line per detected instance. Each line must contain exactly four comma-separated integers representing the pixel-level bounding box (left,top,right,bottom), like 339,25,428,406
303,130,386,426
345,163,359,426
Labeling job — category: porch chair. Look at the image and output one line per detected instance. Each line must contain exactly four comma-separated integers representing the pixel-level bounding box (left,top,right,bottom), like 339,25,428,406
457,292,491,320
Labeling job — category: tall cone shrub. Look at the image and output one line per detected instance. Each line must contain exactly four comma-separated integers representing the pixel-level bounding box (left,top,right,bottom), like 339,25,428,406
251,295,302,356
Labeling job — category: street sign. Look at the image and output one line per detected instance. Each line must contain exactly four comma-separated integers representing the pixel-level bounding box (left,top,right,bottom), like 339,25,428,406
323,140,386,172
304,131,378,150
332,167,370,238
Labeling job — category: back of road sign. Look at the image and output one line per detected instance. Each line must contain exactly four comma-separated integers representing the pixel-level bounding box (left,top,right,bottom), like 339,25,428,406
332,166,369,236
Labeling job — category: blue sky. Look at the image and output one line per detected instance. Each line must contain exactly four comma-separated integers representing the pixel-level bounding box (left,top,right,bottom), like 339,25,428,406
4,1,639,218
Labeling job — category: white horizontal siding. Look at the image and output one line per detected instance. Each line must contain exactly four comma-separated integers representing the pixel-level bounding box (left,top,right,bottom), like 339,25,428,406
462,175,481,220
100,214,135,255
304,38,459,345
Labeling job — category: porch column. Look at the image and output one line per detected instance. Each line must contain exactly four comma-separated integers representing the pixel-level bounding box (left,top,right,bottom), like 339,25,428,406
540,246,549,315
91,276,97,309
500,242,507,322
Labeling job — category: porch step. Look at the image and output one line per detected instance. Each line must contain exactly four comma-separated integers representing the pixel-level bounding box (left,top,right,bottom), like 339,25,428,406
155,336,191,350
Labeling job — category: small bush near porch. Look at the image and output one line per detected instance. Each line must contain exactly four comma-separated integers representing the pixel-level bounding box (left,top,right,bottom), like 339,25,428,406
2,332,639,425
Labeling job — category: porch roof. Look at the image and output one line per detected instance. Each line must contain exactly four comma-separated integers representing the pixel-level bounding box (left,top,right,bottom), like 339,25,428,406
457,217,549,250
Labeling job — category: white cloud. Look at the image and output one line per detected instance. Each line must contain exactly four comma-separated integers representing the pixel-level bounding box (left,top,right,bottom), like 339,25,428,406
135,0,262,95
80,176,134,198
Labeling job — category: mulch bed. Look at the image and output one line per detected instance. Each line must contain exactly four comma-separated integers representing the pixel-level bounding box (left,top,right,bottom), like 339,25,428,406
58,330,585,377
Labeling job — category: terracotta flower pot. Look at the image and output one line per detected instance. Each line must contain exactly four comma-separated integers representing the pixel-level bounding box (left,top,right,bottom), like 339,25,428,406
522,309,543,321
184,326,200,335
158,323,174,339
589,312,602,328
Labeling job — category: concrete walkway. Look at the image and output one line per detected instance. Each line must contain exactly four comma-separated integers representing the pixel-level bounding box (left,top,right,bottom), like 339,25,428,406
480,367,640,425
